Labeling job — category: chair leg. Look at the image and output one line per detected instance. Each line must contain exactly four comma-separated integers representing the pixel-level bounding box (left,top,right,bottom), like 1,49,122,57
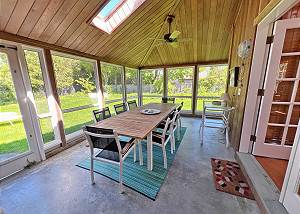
162,146,167,169
138,141,143,165
119,161,124,193
90,157,95,185
133,144,137,162
176,126,180,140
170,134,174,154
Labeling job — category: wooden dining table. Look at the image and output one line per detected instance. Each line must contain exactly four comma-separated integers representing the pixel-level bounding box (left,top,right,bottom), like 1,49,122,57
93,103,177,171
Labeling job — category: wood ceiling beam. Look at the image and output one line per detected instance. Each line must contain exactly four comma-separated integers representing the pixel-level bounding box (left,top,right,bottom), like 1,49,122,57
0,31,100,60
140,60,228,70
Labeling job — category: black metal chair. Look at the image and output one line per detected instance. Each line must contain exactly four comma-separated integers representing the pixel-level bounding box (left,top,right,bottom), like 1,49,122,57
83,126,142,192
162,97,175,103
92,107,111,122
126,100,137,110
114,102,127,115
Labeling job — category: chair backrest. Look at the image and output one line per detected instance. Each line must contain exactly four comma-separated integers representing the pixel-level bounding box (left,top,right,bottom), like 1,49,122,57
114,102,127,115
93,107,111,122
83,126,122,154
177,102,184,112
127,100,137,110
161,97,175,103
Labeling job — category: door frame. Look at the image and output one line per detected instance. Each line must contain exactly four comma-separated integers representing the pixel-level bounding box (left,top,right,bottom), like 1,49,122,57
239,0,300,153
252,18,300,159
280,121,300,206
0,45,45,179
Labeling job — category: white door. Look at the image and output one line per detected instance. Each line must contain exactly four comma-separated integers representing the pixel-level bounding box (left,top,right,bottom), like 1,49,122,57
281,121,300,214
0,46,43,179
253,18,300,159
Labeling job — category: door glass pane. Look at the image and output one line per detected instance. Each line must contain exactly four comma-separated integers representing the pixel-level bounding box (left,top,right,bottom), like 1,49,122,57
265,126,284,144
279,56,299,78
283,28,300,53
101,63,123,101
0,52,29,161
285,127,297,146
294,80,300,102
24,50,55,143
125,68,138,99
197,65,227,111
290,105,300,125
141,69,163,104
167,67,193,111
268,104,289,124
273,81,294,102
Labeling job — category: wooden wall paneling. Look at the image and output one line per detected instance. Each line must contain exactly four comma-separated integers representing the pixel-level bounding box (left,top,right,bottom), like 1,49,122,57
5,0,35,34
0,0,17,31
197,0,204,61
29,0,65,39
191,0,198,62
47,0,90,44
17,0,51,37
38,0,79,41
73,28,100,50
227,0,268,150
66,25,93,49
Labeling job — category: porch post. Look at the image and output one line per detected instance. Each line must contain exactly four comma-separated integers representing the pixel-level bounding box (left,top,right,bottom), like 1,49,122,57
163,67,167,98
96,59,105,109
138,67,142,106
192,65,198,115
122,66,127,102
42,49,66,147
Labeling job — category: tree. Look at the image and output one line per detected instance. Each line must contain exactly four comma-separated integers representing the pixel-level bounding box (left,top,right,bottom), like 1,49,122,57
0,53,15,105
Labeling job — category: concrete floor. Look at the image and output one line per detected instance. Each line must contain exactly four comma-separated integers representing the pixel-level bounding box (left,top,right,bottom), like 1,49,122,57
0,118,260,214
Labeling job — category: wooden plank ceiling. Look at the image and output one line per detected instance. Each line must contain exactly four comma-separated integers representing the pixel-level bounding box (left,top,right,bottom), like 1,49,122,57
0,0,240,68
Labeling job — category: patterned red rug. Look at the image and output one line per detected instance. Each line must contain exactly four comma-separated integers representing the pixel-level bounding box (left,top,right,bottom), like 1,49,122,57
211,158,255,200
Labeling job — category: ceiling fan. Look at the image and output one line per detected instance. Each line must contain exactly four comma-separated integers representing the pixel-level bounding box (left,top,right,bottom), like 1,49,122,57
150,15,191,48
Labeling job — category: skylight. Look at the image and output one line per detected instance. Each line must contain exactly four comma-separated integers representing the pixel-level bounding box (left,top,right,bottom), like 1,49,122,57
92,0,146,34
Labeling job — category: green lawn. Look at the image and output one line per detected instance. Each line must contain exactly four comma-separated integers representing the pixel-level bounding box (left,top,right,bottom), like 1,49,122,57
0,92,214,155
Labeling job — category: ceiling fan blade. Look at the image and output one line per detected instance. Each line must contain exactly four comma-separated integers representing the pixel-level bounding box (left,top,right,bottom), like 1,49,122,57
170,30,181,39
170,42,179,48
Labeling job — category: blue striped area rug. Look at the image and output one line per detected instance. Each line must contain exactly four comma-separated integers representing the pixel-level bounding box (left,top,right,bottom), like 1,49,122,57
77,127,187,200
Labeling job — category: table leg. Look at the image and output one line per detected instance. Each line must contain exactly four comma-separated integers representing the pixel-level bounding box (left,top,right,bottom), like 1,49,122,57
147,132,153,171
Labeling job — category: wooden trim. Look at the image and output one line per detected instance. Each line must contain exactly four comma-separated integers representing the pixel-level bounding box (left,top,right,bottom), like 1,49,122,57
0,31,100,60
140,60,228,69
226,24,235,93
254,0,282,25
192,65,198,115
43,48,67,147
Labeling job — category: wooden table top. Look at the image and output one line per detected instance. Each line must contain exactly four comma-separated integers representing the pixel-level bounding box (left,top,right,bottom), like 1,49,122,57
93,103,177,139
